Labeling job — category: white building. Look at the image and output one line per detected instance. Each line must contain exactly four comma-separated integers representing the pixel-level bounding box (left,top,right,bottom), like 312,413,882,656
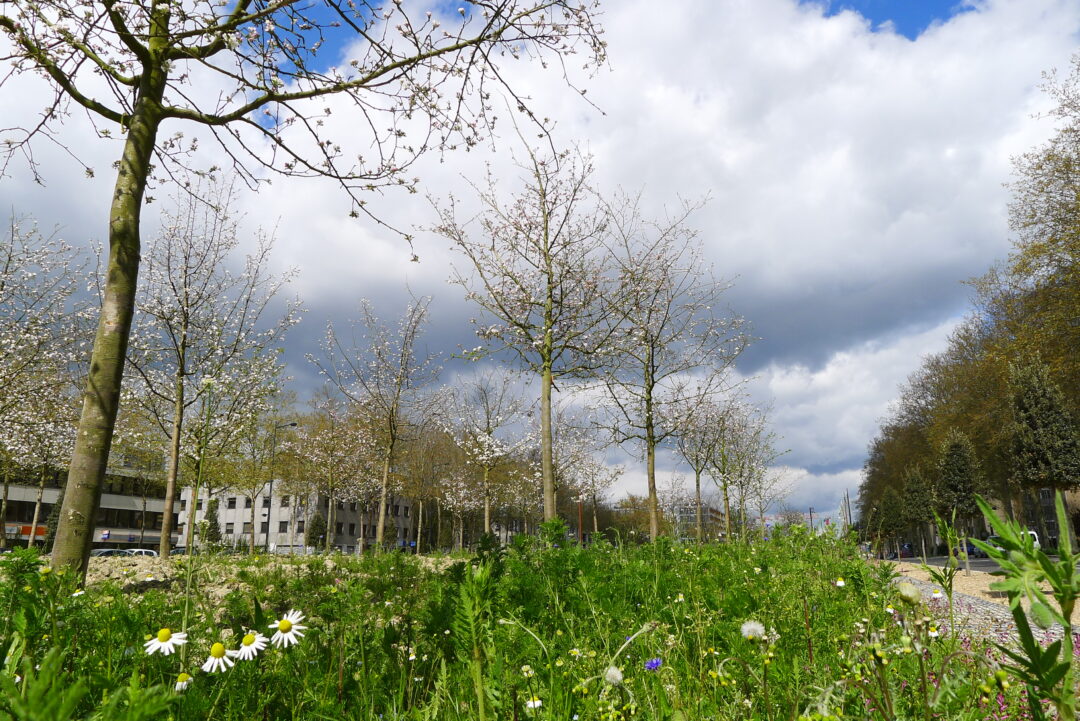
178,485,418,553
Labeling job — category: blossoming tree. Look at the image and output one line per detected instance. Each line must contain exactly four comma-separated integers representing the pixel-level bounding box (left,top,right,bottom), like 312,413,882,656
599,197,748,541
123,181,299,556
0,0,605,575
312,299,440,550
432,148,620,522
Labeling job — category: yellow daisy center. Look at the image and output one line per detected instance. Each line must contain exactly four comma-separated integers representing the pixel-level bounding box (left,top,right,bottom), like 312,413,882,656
157,628,172,643
210,642,226,659
278,619,292,633
177,673,191,683
242,633,256,647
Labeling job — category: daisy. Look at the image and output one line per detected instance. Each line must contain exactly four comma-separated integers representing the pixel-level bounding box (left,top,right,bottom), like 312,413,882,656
525,696,542,709
835,577,846,588
928,624,940,639
931,589,943,600
202,642,234,674
174,672,192,692
885,605,895,615
740,620,765,642
269,609,307,648
144,628,187,656
228,631,269,661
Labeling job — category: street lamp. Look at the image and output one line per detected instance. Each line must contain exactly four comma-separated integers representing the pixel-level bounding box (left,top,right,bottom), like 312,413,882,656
267,421,297,552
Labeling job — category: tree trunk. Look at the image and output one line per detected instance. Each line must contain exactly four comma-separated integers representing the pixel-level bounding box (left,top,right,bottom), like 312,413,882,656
326,489,336,553
592,493,599,535
249,495,257,553
722,479,731,539
376,451,391,550
482,467,491,534
1030,488,1051,551
30,466,48,548
51,94,163,578
416,499,424,555
139,492,147,546
644,356,659,541
540,362,556,521
436,498,443,551
694,469,703,543
158,357,186,556
288,502,295,554
0,462,10,549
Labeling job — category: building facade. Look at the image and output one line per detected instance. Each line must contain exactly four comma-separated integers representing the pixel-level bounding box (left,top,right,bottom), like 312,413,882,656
2,457,179,549
178,485,417,554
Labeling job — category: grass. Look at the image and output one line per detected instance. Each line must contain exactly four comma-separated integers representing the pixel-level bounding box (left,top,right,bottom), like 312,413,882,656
0,526,1040,720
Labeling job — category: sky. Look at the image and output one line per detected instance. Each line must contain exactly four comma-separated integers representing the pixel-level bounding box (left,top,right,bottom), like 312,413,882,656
2,0,1079,524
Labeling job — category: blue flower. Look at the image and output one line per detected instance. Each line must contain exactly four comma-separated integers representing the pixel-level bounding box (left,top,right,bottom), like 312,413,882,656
645,657,662,671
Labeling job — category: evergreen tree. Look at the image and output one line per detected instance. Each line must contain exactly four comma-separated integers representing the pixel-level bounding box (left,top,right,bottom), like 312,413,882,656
1010,358,1080,547
876,486,906,556
203,498,223,545
305,512,327,550
900,464,936,558
935,429,984,537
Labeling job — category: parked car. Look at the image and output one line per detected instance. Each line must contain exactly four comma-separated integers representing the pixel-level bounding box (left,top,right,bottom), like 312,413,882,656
953,540,987,559
89,548,128,557
126,548,159,556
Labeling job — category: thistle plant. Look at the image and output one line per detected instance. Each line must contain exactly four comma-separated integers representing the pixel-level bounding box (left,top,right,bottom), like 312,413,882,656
922,511,961,637
973,492,1077,721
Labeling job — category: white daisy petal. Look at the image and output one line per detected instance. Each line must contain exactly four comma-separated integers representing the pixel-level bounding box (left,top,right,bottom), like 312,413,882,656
269,610,308,649
202,642,235,673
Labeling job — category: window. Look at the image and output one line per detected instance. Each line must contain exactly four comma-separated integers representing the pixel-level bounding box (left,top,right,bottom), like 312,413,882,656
179,500,187,511
393,505,400,517
225,522,234,534
403,505,410,518
279,521,289,533
244,498,252,509
297,520,305,533
243,522,252,534
281,495,290,507
262,497,271,508
347,546,355,553
335,522,343,534
349,502,357,511
348,523,356,535
196,500,202,511
336,501,344,510
227,497,236,509
260,522,269,533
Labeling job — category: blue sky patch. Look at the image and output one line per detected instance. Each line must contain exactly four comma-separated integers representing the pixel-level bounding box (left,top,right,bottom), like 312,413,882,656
804,0,975,39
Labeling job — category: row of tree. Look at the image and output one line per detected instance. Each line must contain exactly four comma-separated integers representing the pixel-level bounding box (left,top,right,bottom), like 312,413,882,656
0,161,789,557
859,54,1080,552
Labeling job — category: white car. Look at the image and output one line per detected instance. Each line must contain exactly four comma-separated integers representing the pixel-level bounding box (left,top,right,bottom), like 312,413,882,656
126,548,159,557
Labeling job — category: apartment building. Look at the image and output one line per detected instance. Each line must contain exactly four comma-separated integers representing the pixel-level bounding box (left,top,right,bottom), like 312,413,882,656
2,457,180,549
178,486,417,553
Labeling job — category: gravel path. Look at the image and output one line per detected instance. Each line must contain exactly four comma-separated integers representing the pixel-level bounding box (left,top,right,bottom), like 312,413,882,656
898,576,1069,646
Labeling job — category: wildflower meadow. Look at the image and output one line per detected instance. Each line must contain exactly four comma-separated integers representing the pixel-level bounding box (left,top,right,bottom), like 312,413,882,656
1,500,1075,721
